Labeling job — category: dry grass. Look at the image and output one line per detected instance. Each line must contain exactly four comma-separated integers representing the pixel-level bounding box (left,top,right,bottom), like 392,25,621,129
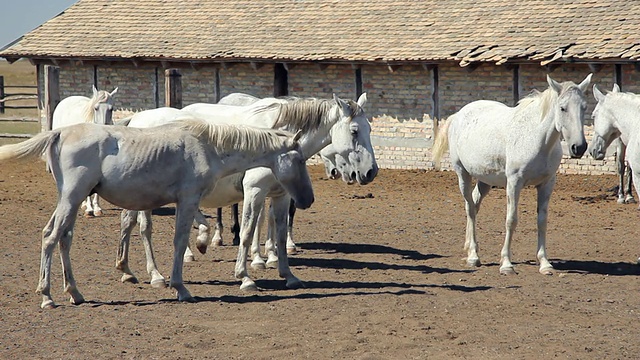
0,59,39,135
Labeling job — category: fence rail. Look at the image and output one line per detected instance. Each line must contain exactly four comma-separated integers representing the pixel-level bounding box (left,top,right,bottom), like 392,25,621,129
0,76,39,113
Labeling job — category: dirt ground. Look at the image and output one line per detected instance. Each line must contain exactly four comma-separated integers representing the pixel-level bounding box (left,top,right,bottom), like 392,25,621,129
2,157,640,359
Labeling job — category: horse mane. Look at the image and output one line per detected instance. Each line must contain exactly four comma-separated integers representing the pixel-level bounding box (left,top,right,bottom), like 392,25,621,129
82,90,114,123
174,119,292,154
262,97,363,132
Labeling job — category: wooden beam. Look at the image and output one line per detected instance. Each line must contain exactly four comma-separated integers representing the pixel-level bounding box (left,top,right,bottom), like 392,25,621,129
588,63,603,74
463,62,481,73
387,64,401,73
422,63,436,71
189,61,203,71
160,60,170,69
316,63,329,71
282,63,295,71
164,69,182,109
351,63,361,70
544,63,560,73
634,62,640,72
221,62,236,70
250,62,264,71
131,58,142,68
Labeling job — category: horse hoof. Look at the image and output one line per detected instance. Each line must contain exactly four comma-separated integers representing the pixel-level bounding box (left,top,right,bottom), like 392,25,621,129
41,300,56,309
466,258,481,267
240,279,258,291
617,198,626,204
627,198,637,204
211,236,223,247
196,243,207,255
266,260,278,269
286,247,298,255
94,210,103,217
70,295,85,306
184,255,195,263
250,261,266,270
121,274,139,284
285,278,305,289
539,266,554,275
151,279,167,288
83,212,94,218
500,267,517,275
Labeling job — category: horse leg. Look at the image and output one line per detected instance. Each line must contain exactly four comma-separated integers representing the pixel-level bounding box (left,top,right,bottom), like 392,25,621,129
250,204,267,270
535,178,555,275
117,209,140,284
286,198,298,254
168,202,198,302
625,162,636,204
271,195,303,289
211,207,224,247
91,194,103,217
137,210,167,287
38,201,83,308
58,215,85,305
82,196,94,217
456,169,480,267
235,189,267,291
500,179,524,275
265,203,279,269
231,203,241,246
617,141,627,204
193,209,210,256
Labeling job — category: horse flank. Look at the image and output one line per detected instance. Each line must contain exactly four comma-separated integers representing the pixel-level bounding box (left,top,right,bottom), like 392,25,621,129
174,120,294,155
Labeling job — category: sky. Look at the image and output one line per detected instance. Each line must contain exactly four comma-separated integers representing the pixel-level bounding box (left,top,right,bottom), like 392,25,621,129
0,0,78,50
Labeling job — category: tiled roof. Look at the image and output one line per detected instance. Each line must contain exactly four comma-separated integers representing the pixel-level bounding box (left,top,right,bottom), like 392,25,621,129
2,0,640,66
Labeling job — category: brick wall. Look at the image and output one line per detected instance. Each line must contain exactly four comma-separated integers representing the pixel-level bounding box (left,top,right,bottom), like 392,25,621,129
44,61,629,175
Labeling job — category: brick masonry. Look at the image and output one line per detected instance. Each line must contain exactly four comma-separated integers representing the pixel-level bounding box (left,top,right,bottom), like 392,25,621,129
44,61,631,175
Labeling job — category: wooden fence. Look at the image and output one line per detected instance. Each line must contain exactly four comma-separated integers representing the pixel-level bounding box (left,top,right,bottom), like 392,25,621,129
0,75,39,115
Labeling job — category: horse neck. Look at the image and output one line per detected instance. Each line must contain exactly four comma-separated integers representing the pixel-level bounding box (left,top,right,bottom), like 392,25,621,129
519,94,562,154
607,96,640,139
293,105,339,159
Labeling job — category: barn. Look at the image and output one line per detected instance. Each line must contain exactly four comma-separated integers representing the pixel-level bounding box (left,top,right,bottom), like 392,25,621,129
2,0,639,173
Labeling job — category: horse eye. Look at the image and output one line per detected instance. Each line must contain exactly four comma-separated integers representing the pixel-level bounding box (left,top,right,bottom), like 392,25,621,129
351,129,358,136
560,107,567,112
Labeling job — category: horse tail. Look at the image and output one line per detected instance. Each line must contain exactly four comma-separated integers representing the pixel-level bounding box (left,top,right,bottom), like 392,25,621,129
0,130,60,163
431,116,452,171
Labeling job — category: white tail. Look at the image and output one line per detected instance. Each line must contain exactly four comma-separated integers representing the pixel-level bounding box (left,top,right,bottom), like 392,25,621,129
431,116,452,171
0,131,59,162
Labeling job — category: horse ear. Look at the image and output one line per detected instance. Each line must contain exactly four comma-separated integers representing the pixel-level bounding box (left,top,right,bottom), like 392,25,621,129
612,84,621,93
293,130,302,143
357,92,367,108
110,87,119,96
578,73,593,93
593,84,606,102
547,75,563,94
92,85,98,97
332,93,350,116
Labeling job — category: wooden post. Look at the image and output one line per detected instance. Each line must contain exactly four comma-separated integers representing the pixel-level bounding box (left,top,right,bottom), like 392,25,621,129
274,63,288,97
164,69,182,108
44,65,60,131
0,76,4,114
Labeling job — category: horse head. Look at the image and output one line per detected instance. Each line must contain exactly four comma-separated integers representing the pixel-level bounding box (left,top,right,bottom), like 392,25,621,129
590,84,622,160
91,86,118,126
547,74,591,158
273,130,315,209
329,93,379,185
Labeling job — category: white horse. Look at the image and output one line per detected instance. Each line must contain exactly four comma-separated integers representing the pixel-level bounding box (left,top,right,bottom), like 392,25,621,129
432,74,591,275
205,93,344,250
591,84,640,215
52,86,118,217
120,94,377,290
0,119,313,308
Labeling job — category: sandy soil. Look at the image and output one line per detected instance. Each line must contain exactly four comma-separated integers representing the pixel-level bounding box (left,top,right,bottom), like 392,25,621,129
2,159,640,359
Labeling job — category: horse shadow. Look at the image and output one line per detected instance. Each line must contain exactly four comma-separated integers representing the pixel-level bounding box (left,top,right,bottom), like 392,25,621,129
299,242,441,261
288,256,471,275
552,259,640,276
